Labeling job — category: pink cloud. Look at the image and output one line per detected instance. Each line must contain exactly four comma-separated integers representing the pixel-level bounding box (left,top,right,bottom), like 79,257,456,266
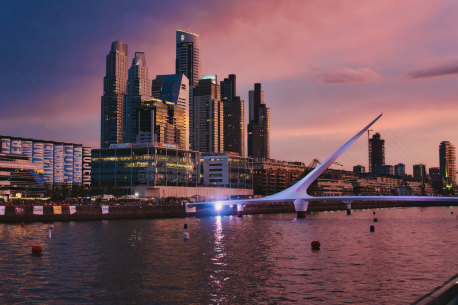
310,67,383,84
406,57,458,79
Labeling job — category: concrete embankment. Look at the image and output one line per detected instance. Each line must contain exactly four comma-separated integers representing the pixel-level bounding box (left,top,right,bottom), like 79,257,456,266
0,200,456,223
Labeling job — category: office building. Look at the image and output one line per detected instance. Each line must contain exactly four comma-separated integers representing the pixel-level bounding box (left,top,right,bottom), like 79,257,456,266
220,74,244,156
151,74,189,149
439,141,456,187
394,163,406,177
124,52,151,143
101,40,128,148
193,76,224,153
413,164,426,180
202,154,253,189
248,83,270,159
137,98,186,149
0,136,91,187
375,164,393,176
369,132,384,172
175,30,201,86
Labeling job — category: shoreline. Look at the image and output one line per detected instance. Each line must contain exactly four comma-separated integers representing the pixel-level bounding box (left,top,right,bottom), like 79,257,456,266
0,201,456,223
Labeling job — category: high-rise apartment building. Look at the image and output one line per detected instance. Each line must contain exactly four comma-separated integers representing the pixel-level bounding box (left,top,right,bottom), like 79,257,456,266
439,141,456,187
221,74,244,156
413,164,426,180
124,52,151,143
193,76,223,153
394,163,406,177
369,133,384,172
101,40,128,148
248,83,270,159
151,74,189,149
175,30,201,86
137,98,186,149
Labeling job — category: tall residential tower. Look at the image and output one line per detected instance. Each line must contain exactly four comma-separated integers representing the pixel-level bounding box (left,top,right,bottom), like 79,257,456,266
369,132,385,172
248,83,270,159
439,141,456,187
101,40,128,148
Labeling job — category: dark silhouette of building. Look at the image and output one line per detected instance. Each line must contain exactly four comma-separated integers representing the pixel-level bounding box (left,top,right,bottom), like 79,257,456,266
369,132,384,172
175,30,201,86
394,163,406,177
413,164,426,180
439,141,456,187
101,40,128,148
429,167,440,182
124,52,151,143
220,74,244,156
248,83,270,159
353,165,365,174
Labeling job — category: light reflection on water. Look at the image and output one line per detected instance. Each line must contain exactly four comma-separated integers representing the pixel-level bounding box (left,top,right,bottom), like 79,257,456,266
0,207,457,304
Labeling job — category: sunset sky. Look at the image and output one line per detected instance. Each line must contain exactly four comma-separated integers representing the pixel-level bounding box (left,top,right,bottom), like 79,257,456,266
2,0,458,174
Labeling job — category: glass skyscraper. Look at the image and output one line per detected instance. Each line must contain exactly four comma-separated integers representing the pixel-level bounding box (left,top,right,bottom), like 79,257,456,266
248,83,270,159
175,30,201,86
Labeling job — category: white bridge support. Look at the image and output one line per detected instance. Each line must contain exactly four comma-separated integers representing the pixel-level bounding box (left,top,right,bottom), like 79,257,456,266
237,204,244,217
343,200,352,215
294,199,309,218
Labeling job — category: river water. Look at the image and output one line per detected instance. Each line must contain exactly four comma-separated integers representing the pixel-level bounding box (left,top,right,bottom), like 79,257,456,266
0,206,457,304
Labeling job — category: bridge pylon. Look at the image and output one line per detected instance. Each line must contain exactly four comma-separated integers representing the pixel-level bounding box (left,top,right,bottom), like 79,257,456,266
294,199,309,218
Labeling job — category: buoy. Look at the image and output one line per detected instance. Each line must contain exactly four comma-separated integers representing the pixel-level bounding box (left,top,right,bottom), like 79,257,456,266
184,223,188,229
346,209,351,215
452,211,454,215
373,218,378,222
196,219,200,223
184,232,189,240
373,211,376,215
311,241,320,250
32,246,42,256
49,224,55,230
21,222,25,227
370,225,375,232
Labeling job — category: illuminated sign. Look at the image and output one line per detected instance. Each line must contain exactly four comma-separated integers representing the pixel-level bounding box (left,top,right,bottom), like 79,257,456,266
82,147,91,188
43,143,54,182
73,146,82,183
1,138,10,154
64,145,73,183
11,140,22,155
32,142,44,166
53,144,64,183
22,141,32,158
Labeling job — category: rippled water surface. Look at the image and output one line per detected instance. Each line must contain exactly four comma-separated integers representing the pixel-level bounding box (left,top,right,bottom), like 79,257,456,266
0,207,457,304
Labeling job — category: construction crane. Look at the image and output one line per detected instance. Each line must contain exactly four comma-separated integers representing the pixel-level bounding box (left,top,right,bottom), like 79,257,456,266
307,158,343,170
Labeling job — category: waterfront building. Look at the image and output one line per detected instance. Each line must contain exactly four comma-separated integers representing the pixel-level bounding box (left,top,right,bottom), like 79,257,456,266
439,141,456,187
124,52,151,143
413,164,427,180
0,136,91,188
92,144,252,200
151,74,189,149
202,154,253,189
101,40,128,148
193,76,224,153
394,163,406,177
175,30,201,86
369,132,385,172
353,165,365,174
375,164,393,176
248,83,270,159
0,153,44,200
220,74,245,156
136,98,186,149
252,159,305,196
429,167,441,182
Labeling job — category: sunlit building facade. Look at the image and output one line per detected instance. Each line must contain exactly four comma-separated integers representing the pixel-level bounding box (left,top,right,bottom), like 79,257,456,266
101,40,128,148
439,141,456,187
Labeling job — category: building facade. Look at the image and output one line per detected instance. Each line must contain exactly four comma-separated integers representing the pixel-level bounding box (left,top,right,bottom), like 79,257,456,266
202,154,253,189
394,163,406,177
248,83,270,159
221,74,245,156
175,30,201,86
252,159,305,196
413,164,427,180
124,52,151,143
0,136,91,187
193,76,224,153
439,141,456,187
101,40,128,148
151,74,189,150
369,132,385,172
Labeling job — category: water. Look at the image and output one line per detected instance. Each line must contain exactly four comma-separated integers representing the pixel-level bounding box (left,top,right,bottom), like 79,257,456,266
0,207,457,304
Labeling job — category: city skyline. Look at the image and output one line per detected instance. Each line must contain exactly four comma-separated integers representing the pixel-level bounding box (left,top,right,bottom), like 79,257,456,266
2,1,458,174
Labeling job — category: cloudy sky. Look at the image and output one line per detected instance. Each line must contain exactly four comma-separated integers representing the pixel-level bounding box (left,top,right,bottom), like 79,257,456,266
1,0,458,174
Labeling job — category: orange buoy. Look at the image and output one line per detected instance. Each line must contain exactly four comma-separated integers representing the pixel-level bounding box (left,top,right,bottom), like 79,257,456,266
21,222,25,227
31,246,42,256
311,240,320,250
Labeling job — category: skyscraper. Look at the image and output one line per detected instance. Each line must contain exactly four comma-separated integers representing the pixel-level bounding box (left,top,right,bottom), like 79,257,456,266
221,74,245,156
175,30,201,86
248,83,270,159
151,74,189,149
439,141,456,187
193,75,223,153
369,133,384,172
124,52,151,143
101,40,128,148
394,163,406,177
413,164,426,180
